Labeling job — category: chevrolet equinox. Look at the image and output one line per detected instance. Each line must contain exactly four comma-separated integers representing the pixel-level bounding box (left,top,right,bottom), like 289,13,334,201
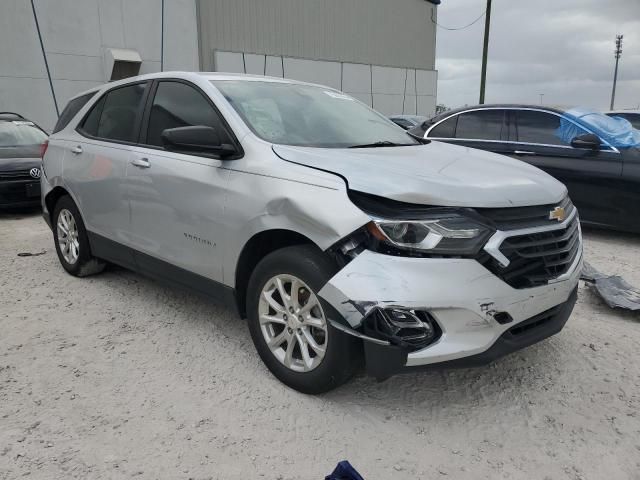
41,72,583,393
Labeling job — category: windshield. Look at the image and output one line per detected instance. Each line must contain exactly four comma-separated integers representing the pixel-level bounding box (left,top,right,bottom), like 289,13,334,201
0,120,47,148
559,107,640,148
212,80,418,148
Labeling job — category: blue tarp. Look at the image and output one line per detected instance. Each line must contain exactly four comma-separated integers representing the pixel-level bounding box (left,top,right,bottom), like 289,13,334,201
325,461,365,480
557,107,640,148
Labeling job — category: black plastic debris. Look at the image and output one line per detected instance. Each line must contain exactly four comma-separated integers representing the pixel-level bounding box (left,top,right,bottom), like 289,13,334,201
325,461,365,480
581,261,640,311
17,250,46,257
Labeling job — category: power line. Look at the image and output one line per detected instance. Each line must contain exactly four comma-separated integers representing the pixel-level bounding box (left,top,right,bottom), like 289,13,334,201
431,9,486,31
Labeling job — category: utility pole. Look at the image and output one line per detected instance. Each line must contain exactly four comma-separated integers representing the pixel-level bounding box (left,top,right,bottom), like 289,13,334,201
479,0,492,104
610,35,623,110
539,93,544,105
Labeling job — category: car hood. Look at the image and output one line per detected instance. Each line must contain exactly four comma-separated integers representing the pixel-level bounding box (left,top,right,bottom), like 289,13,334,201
273,141,566,208
0,146,41,172
0,157,41,172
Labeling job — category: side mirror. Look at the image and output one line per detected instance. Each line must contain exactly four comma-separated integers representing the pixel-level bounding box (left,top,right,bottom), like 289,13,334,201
161,126,236,157
571,133,601,150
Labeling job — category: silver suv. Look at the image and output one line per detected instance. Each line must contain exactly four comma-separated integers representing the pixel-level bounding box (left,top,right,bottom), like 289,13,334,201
41,72,583,393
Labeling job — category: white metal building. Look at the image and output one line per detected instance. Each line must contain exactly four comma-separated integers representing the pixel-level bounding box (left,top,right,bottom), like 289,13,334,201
0,0,438,131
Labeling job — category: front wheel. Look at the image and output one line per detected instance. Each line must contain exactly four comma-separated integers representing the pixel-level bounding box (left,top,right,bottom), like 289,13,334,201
246,245,360,394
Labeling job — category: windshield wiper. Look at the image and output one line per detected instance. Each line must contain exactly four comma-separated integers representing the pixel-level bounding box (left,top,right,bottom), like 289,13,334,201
348,141,415,149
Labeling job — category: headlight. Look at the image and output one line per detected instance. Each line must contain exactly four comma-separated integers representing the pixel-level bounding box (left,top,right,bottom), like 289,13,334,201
366,211,493,256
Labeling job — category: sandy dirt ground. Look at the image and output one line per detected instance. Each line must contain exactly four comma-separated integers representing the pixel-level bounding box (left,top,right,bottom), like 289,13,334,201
1,210,639,480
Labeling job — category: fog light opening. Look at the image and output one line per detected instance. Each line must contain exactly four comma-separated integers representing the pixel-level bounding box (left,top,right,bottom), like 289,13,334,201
363,308,440,351
493,311,513,325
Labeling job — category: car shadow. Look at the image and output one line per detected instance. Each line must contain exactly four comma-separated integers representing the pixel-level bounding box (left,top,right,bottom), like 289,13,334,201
47,238,625,415
581,224,640,246
94,265,572,412
0,206,42,220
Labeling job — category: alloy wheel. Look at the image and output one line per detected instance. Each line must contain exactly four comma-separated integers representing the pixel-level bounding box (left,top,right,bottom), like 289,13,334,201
258,274,328,372
57,208,80,265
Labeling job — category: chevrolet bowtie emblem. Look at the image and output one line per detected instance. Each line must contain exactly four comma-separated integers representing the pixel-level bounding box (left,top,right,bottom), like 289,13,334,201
549,206,566,222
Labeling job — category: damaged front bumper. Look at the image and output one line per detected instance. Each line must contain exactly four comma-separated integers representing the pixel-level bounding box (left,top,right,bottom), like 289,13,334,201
319,248,583,380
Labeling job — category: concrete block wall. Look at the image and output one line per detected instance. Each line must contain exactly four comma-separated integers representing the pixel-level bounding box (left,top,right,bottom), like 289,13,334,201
213,50,437,117
0,0,199,131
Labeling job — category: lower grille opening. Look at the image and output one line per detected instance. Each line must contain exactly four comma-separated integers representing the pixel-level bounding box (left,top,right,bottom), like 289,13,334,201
507,304,562,337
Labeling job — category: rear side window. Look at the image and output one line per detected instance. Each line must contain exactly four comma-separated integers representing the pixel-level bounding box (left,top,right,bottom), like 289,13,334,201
79,82,147,143
429,116,457,138
145,81,231,147
52,92,96,134
455,110,505,140
515,110,586,146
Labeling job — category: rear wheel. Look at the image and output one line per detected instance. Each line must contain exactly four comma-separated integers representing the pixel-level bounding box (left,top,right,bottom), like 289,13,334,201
246,245,360,394
52,195,105,277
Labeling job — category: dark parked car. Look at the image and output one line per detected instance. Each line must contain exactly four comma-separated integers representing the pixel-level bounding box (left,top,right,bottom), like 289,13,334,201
606,110,640,129
0,113,48,209
389,115,427,130
412,105,640,233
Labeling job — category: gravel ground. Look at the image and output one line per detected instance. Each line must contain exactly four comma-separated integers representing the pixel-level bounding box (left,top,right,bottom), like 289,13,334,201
1,210,639,480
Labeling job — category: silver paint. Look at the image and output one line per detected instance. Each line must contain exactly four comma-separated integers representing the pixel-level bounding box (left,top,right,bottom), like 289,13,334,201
42,72,583,370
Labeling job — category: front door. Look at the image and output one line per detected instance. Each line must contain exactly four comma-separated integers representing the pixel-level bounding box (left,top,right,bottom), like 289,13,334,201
507,109,624,228
127,80,236,290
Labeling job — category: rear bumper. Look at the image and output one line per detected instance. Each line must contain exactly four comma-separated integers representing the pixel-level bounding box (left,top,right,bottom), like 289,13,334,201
0,179,41,208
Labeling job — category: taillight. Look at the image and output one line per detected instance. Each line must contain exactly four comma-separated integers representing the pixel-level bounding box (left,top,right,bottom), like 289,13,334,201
40,140,49,159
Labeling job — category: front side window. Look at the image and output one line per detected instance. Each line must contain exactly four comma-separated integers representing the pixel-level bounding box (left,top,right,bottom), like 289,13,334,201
212,80,418,148
145,81,231,147
80,83,147,142
455,110,505,140
515,110,585,146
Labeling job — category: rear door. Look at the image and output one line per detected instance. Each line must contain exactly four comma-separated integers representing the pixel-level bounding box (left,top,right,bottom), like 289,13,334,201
426,108,515,156
127,79,235,290
66,81,150,263
507,109,624,227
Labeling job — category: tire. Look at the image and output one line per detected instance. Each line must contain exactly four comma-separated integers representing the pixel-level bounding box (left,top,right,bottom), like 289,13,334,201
52,195,105,277
246,245,361,394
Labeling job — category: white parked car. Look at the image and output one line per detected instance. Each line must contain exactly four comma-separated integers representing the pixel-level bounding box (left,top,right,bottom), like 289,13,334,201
41,72,583,393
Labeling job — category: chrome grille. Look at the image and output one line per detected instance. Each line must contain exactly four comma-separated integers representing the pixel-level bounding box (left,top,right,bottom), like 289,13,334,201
0,170,32,180
479,196,575,230
483,216,581,289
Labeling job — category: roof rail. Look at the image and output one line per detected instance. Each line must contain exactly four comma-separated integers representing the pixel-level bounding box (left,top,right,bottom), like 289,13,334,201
0,112,26,119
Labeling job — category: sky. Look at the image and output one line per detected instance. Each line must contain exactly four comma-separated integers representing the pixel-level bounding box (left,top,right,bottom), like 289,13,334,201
435,0,640,111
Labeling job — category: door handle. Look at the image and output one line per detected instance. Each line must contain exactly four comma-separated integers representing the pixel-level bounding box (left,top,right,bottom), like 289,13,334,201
513,150,536,156
70,145,83,155
131,157,151,168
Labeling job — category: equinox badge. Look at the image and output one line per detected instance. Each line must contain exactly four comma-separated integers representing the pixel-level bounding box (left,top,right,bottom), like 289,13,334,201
549,206,566,222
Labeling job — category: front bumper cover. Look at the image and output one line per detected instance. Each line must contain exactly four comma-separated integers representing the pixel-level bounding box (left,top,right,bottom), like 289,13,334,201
0,179,41,208
362,287,577,379
319,247,582,379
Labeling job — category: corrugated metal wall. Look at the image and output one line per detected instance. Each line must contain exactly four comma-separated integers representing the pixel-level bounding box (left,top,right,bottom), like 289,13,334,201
197,0,436,71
